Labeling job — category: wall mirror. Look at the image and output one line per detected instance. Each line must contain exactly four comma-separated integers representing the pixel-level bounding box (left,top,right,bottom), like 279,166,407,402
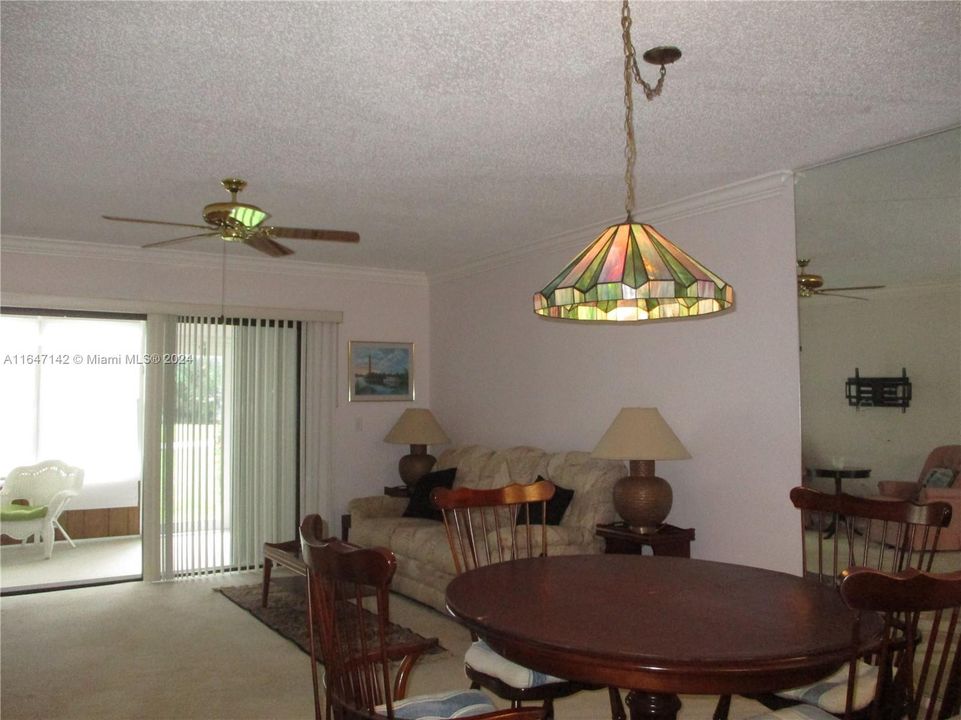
795,127,960,496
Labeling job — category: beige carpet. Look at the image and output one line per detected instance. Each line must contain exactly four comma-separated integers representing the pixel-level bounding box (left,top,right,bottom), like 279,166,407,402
0,569,770,719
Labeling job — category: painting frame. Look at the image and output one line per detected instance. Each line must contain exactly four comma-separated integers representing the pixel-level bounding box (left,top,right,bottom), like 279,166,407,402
348,341,415,402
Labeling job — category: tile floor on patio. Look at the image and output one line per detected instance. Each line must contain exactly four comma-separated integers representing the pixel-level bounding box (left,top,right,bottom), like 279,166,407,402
0,535,141,592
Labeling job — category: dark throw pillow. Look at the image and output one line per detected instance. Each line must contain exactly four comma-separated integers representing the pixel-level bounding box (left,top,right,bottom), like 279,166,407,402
522,477,575,526
403,467,457,521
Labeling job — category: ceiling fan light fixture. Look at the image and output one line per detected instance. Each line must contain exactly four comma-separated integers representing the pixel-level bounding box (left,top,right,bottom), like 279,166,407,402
102,177,359,256
532,0,733,323
796,258,884,300
202,202,269,229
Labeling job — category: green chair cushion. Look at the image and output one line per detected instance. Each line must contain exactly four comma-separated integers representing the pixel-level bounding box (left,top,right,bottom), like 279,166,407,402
0,504,48,521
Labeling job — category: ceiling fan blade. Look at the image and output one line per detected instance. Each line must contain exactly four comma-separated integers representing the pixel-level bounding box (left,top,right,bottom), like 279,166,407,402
103,215,212,230
245,233,294,257
820,285,885,292
815,291,869,301
268,226,360,243
142,232,220,249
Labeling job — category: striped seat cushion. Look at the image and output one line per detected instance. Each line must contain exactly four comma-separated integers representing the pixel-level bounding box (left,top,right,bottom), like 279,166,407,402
376,689,496,719
465,639,565,689
747,705,836,720
775,660,878,713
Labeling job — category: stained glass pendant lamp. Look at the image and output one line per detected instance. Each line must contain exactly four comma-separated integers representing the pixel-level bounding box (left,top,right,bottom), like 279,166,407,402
533,0,733,322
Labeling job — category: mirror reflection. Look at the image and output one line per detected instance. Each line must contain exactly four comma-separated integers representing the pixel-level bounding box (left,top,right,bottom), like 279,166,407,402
795,128,960,498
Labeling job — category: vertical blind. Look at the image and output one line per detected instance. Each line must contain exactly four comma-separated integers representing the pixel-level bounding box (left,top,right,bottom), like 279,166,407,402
160,316,299,578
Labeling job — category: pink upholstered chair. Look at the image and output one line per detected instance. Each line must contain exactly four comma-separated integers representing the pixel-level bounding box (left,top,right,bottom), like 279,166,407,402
875,445,961,551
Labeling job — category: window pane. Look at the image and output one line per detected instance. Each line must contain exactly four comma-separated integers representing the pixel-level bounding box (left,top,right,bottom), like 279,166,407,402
0,317,40,472
0,315,145,485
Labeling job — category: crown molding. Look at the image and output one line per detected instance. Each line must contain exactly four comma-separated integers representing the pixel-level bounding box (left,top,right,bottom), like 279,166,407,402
429,171,793,285
0,235,428,287
0,292,345,323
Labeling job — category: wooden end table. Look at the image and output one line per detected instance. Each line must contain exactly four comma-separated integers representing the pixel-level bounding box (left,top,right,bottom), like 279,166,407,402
595,522,695,558
262,515,327,607
262,539,307,608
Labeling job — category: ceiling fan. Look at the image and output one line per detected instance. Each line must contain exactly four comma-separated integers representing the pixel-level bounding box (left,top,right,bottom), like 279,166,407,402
796,259,884,301
103,178,359,257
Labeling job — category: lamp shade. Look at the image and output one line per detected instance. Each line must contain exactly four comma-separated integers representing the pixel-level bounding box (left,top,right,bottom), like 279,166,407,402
592,408,690,461
533,222,733,322
384,409,450,446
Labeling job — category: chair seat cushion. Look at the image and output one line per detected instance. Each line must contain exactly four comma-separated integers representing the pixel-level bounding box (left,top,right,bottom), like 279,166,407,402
746,705,836,720
0,504,48,521
377,689,496,719
775,659,878,713
465,639,565,689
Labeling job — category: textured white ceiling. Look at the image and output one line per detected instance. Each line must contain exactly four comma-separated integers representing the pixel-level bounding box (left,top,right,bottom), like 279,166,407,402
2,1,959,275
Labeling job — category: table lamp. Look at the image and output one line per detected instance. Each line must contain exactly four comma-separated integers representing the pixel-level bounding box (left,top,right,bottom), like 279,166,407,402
592,407,691,533
384,408,450,488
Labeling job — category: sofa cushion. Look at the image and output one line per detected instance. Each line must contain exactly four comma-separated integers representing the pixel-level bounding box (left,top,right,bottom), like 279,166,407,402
488,525,594,556
546,451,624,530
348,516,439,551
403,468,457,521
477,447,548,490
435,445,494,488
389,522,459,574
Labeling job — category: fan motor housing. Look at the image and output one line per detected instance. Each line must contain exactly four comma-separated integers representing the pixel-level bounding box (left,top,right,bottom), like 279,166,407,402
797,273,824,293
203,202,269,229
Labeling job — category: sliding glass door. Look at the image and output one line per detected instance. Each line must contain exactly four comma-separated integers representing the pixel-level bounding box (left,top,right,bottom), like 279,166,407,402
160,316,299,578
0,312,145,591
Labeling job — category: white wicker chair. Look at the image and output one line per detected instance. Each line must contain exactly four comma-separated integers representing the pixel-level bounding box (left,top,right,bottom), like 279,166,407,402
1,461,84,558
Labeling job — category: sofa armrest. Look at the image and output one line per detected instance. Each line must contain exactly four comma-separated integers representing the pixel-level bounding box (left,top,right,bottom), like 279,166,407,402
347,495,408,520
920,486,961,503
877,480,919,500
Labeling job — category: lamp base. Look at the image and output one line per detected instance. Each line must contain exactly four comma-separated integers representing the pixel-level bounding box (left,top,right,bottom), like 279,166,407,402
398,451,436,488
612,474,673,534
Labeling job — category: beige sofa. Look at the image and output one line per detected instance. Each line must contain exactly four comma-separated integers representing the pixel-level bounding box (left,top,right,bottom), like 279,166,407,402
347,445,626,611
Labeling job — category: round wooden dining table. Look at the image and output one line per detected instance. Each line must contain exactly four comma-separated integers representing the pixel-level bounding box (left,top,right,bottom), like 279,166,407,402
445,555,882,720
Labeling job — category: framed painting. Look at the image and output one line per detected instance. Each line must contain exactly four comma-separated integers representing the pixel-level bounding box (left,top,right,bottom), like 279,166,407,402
348,341,414,402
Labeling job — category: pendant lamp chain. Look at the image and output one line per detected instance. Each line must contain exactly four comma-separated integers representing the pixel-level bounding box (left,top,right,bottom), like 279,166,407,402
621,0,667,220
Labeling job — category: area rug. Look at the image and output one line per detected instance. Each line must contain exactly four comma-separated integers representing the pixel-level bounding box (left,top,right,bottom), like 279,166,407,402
215,575,445,661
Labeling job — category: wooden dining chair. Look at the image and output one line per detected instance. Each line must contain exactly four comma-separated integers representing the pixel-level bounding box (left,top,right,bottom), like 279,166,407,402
299,516,544,720
791,487,953,588
715,488,954,720
431,480,626,720
746,567,961,720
